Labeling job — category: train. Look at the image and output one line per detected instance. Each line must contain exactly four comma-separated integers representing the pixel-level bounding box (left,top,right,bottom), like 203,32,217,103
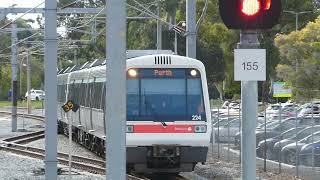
57,54,212,173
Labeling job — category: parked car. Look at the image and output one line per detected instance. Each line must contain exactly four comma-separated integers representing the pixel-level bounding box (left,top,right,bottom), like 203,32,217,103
256,127,305,159
213,117,238,127
298,102,320,117
235,120,296,148
215,119,241,143
236,117,320,148
299,140,320,166
25,89,45,101
265,104,281,118
280,131,320,165
273,125,320,160
256,121,297,145
235,121,277,148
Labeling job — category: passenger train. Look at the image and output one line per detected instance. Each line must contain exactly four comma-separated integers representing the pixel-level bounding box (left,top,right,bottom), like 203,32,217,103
57,54,212,173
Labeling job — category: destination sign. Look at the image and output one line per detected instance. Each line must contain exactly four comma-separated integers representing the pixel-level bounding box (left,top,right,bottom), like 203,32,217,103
139,69,185,78
154,69,173,77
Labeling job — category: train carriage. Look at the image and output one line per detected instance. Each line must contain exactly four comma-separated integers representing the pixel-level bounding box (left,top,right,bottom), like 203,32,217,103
57,54,212,173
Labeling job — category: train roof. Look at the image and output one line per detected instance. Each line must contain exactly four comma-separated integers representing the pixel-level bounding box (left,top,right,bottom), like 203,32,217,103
58,50,174,75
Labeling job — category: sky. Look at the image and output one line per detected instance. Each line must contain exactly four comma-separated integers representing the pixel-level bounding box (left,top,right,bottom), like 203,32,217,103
0,0,45,28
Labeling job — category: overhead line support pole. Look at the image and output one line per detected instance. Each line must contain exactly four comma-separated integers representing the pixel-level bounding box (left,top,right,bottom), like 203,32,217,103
105,0,127,179
44,0,58,179
11,22,18,132
27,50,31,114
156,0,162,50
238,30,259,180
186,0,196,58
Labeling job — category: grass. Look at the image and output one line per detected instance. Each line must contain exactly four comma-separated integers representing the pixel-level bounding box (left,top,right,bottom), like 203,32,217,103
0,100,44,109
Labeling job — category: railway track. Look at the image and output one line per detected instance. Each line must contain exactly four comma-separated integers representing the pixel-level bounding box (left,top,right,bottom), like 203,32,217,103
3,130,45,144
0,111,44,122
0,117,147,179
0,111,189,179
1,130,106,174
0,145,106,174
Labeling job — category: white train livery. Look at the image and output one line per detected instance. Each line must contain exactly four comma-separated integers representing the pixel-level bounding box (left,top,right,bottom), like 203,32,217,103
57,54,212,173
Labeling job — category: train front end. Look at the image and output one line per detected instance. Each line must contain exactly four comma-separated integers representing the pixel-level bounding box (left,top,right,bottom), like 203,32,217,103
126,55,212,173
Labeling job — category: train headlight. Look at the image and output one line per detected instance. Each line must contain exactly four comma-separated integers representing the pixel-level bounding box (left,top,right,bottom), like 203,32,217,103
194,125,207,133
128,69,137,77
190,69,197,77
126,125,134,133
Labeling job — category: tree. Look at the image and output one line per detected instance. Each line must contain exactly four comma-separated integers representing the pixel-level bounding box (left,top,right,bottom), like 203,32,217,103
0,17,43,99
275,16,320,99
197,40,225,100
197,20,238,100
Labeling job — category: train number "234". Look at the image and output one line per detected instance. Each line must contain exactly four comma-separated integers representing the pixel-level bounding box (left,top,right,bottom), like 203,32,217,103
192,115,201,121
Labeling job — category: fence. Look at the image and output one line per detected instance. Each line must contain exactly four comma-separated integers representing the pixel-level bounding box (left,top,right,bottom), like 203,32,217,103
210,100,320,179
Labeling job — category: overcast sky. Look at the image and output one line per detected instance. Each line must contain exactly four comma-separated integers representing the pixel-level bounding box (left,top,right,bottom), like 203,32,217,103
0,0,44,28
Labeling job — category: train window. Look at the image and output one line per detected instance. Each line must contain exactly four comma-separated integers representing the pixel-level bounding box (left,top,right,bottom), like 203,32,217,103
187,78,206,121
80,82,86,106
61,85,67,102
96,82,104,109
92,81,103,109
126,68,206,122
140,79,186,119
87,82,94,107
101,82,106,110
83,83,89,107
68,83,75,102
127,79,139,116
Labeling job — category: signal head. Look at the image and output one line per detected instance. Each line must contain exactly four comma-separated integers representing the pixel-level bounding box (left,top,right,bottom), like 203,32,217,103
219,0,282,29
241,0,261,16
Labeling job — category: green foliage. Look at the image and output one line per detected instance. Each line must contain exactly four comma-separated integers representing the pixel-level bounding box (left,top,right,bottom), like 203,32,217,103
2,0,319,102
0,18,43,100
275,16,320,99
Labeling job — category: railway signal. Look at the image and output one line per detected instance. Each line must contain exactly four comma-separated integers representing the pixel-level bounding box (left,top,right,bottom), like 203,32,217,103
219,0,282,29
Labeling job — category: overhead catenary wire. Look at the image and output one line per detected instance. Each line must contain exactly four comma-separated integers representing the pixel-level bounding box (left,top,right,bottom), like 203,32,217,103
0,1,45,29
0,0,186,59
126,3,173,27
0,7,104,55
196,0,209,32
0,32,40,53
131,0,157,18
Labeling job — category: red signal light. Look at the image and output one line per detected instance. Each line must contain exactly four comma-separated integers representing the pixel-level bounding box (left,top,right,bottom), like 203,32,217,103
264,0,271,10
219,0,282,29
241,0,261,16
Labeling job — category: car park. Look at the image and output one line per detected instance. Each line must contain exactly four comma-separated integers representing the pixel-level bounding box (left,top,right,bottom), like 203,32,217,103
280,131,320,165
299,140,320,166
235,116,320,149
256,127,305,159
298,102,320,117
234,120,296,148
215,119,241,143
272,125,320,160
255,120,297,146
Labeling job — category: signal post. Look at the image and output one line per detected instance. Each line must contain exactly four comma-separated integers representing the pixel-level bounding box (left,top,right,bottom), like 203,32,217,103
219,0,281,179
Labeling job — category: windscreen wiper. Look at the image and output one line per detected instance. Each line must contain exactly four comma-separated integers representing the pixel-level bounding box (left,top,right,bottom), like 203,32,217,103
161,121,167,127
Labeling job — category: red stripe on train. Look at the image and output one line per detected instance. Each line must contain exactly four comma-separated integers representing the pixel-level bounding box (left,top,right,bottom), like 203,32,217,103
133,124,195,133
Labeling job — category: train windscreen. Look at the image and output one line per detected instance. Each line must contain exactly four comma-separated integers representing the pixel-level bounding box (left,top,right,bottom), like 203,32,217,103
127,68,206,122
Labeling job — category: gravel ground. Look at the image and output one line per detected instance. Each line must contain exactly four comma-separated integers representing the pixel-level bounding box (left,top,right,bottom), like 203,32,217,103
193,142,320,180
0,114,44,140
28,135,103,161
0,151,104,180
0,114,104,179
